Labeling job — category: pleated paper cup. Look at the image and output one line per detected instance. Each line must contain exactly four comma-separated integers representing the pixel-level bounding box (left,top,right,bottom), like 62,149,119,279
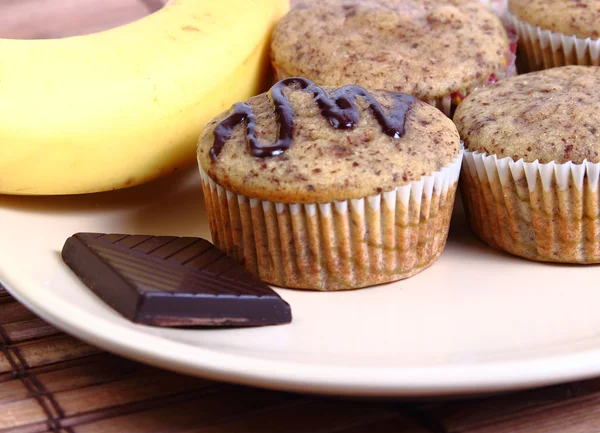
199,151,463,291
461,150,600,263
506,11,600,73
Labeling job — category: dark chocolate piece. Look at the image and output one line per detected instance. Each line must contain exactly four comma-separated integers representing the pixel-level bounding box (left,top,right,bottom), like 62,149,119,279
210,77,415,159
61,233,292,327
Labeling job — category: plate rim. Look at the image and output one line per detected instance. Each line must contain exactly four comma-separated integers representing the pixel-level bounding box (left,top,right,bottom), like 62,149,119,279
4,261,600,397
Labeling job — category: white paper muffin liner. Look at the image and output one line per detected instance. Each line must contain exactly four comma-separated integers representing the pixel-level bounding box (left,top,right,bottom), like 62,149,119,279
506,11,600,72
199,150,463,291
461,149,600,263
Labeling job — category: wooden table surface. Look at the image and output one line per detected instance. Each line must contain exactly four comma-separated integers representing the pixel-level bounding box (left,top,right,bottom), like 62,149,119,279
2,1,600,432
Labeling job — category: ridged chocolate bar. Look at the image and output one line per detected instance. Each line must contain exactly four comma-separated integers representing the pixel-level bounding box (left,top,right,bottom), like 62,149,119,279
61,233,292,327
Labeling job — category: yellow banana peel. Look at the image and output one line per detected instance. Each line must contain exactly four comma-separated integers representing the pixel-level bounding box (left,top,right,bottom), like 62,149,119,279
0,0,288,194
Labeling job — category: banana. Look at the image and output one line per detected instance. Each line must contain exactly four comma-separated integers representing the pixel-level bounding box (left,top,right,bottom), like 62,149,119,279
0,0,288,195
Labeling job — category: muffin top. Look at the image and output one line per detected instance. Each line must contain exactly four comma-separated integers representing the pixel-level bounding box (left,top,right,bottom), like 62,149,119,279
270,0,510,101
198,78,460,203
509,0,600,40
454,66,600,164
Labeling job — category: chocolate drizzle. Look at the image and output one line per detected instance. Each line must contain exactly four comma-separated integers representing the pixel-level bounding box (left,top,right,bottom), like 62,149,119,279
210,77,415,159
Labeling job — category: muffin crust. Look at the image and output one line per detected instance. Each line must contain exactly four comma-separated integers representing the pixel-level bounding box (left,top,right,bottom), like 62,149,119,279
454,66,600,164
509,0,600,40
271,0,510,101
198,80,460,203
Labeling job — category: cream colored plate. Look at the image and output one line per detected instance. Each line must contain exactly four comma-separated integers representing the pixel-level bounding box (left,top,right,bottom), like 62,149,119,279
2,168,600,397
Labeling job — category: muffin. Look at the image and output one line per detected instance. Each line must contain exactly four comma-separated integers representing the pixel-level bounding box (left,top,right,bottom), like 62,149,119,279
507,0,600,72
454,65,600,263
271,0,515,117
197,77,463,291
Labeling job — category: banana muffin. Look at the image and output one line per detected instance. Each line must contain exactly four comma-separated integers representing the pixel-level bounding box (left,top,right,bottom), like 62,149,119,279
454,65,600,263
271,0,515,117
198,77,462,291
507,0,600,72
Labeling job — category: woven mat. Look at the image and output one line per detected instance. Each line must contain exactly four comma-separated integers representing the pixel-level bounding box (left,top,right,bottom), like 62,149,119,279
3,285,600,433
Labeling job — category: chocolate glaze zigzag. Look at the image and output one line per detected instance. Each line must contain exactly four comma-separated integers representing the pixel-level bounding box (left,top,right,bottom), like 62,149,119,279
210,77,416,159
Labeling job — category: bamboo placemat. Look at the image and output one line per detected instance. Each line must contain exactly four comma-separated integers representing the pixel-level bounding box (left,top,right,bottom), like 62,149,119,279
3,284,600,433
